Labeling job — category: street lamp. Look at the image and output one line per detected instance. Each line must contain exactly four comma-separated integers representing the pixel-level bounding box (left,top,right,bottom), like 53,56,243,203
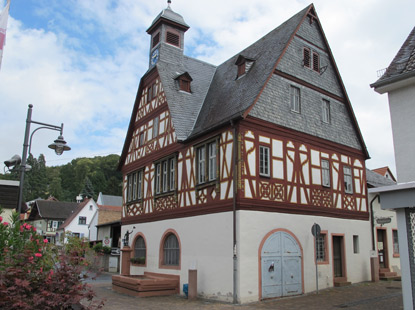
16,104,71,214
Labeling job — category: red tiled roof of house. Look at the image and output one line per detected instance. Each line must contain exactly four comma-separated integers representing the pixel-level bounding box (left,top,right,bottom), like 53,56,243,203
372,166,397,182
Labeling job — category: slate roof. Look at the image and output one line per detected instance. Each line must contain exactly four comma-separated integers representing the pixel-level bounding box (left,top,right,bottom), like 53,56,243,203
98,194,122,207
147,3,189,33
192,6,308,137
157,55,216,140
28,200,79,220
371,27,415,88
366,168,396,188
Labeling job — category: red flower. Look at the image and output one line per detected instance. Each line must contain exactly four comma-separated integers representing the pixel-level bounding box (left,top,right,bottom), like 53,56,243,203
35,253,42,258
2,222,9,226
43,239,48,243
0,215,2,222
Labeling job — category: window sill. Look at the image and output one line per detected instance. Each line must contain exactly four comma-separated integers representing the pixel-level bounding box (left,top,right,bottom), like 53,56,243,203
154,191,176,200
131,262,146,267
393,254,400,258
159,264,180,270
259,174,271,179
196,180,219,191
317,261,329,265
126,199,143,205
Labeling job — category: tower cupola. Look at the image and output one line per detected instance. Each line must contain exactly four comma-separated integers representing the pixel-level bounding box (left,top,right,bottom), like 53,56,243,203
147,0,189,67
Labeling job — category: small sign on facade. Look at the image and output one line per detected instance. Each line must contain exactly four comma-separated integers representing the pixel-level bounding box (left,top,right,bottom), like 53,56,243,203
376,217,392,225
103,237,112,247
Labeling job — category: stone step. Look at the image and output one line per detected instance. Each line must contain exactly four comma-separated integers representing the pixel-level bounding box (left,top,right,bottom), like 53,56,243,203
380,275,401,281
379,271,398,277
334,281,351,287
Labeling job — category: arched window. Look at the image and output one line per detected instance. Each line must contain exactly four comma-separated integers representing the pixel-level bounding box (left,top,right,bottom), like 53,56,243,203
163,233,179,266
133,235,146,265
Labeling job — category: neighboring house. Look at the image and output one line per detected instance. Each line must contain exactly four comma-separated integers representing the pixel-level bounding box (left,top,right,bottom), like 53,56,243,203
372,166,397,182
57,198,98,243
97,192,123,207
371,27,415,183
366,168,400,278
370,27,415,309
117,3,370,303
27,200,79,244
0,180,19,222
89,204,122,248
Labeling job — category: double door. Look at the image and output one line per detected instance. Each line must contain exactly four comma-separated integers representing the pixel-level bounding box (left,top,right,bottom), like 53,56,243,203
261,231,302,299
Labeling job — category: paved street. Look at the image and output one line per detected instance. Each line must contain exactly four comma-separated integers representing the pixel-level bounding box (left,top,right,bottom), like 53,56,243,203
86,274,403,310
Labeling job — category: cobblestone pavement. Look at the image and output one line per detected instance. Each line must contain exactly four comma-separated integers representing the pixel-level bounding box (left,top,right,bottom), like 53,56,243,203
86,275,403,310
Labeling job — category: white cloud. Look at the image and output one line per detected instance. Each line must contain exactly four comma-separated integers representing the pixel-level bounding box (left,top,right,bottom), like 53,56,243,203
1,0,414,177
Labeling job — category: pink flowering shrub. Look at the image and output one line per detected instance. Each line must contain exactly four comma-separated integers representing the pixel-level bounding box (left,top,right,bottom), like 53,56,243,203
0,209,104,310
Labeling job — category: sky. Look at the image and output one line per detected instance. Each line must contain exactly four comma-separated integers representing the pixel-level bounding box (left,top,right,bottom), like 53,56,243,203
0,0,414,177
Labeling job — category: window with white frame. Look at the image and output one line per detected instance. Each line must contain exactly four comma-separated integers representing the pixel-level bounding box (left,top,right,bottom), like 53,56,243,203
259,145,270,177
321,159,330,187
197,145,206,184
127,170,144,203
153,116,159,139
208,142,217,181
78,216,87,225
169,158,175,191
290,86,300,113
154,155,176,195
322,99,330,123
343,166,353,194
155,164,161,194
196,139,218,185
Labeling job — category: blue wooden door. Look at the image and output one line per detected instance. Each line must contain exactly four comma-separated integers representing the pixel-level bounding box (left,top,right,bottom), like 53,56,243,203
261,231,302,299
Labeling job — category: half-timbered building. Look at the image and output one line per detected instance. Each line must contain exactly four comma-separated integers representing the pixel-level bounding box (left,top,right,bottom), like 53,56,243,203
117,2,370,303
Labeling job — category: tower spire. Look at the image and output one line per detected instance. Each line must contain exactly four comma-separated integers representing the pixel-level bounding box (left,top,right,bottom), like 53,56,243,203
167,0,171,9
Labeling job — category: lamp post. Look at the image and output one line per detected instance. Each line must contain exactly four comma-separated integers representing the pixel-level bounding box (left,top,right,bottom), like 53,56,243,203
17,104,71,215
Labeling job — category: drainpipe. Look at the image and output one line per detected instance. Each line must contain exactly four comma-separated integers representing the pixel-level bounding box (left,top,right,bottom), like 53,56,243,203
370,195,380,251
231,120,238,304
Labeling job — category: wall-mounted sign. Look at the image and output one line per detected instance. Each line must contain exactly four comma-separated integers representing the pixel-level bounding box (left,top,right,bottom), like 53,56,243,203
376,217,392,225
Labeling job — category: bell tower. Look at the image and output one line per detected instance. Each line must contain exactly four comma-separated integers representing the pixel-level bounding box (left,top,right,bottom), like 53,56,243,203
146,0,190,68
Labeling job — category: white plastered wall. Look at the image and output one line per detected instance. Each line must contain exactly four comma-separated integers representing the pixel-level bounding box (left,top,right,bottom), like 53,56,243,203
237,210,371,303
122,212,234,302
122,209,371,304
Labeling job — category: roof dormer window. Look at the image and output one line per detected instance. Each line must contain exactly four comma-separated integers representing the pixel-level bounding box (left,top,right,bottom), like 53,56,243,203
235,55,255,78
175,72,192,93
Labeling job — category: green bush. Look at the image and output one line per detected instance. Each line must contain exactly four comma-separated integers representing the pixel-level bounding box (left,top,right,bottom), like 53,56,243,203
0,208,105,309
92,242,112,255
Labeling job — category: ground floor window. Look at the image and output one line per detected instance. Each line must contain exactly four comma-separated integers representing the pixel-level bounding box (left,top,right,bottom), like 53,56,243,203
316,232,328,264
132,235,146,265
162,233,180,266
